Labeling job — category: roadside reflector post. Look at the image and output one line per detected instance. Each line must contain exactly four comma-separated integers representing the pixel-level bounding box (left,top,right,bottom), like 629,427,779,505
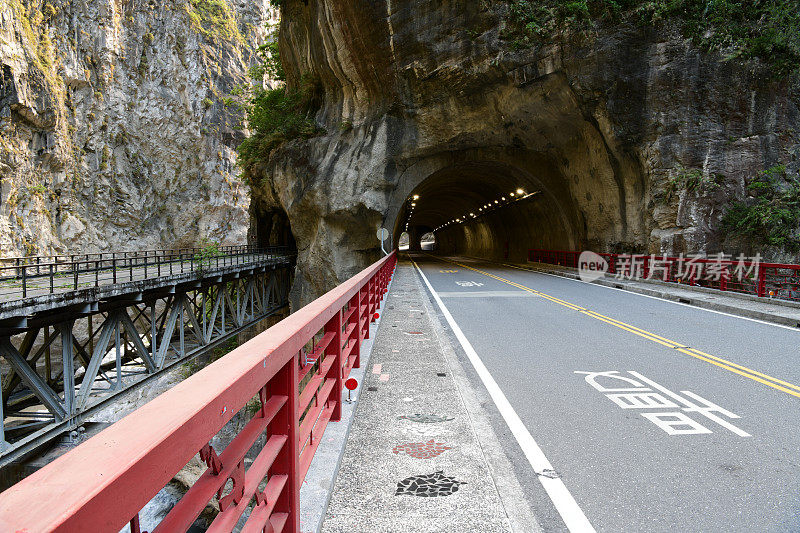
345,378,358,402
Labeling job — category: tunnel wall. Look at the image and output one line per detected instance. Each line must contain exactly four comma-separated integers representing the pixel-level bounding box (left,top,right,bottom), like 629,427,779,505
431,196,576,263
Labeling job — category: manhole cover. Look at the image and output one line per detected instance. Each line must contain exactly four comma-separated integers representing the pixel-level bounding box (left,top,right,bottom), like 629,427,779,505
393,440,452,459
395,471,465,497
398,414,454,423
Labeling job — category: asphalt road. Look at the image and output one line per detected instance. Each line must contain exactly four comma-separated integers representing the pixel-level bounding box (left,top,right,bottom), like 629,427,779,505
409,253,800,533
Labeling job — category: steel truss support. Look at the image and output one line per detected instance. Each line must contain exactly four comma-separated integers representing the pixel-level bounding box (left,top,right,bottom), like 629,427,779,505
0,266,291,461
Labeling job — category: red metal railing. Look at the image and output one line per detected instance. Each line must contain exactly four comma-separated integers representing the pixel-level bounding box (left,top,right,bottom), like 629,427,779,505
529,249,800,302
0,252,397,532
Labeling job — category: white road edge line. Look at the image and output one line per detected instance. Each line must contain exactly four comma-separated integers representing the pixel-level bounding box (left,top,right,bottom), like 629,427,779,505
497,261,800,333
411,258,595,533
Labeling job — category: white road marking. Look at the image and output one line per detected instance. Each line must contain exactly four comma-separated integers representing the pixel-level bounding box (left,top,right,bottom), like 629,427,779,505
438,291,537,298
412,259,595,533
575,370,750,437
495,261,800,333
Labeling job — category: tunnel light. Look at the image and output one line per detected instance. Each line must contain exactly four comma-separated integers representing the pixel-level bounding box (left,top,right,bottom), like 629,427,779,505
510,192,515,197
470,213,475,217
494,200,499,204
501,197,506,201
413,195,420,200
517,188,524,195
411,203,416,207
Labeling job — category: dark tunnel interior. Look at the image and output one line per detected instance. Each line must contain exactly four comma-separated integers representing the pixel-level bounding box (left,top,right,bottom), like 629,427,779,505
391,160,586,262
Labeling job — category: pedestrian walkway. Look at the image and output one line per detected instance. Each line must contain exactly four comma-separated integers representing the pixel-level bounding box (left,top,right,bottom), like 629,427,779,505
321,262,538,532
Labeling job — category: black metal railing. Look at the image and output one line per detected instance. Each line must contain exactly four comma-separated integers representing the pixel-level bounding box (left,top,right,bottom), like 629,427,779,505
0,246,295,301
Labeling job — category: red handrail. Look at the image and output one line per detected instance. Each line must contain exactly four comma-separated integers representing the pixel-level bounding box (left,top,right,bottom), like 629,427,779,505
528,249,800,302
0,251,397,532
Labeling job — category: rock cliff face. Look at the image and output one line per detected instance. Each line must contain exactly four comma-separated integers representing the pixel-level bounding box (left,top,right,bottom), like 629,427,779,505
0,0,278,256
253,0,799,305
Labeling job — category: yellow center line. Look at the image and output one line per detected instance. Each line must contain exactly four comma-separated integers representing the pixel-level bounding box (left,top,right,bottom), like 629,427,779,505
427,254,800,400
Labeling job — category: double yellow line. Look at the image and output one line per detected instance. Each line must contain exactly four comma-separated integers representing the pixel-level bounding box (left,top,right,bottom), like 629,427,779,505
431,255,800,400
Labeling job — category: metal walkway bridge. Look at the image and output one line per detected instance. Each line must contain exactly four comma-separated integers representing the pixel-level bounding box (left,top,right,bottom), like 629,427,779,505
0,250,395,533
0,246,295,467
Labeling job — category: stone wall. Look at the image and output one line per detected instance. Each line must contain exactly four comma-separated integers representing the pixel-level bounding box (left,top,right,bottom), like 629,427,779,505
0,0,279,256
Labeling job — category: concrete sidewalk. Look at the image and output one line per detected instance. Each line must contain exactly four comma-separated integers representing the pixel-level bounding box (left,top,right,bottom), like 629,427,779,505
320,263,537,532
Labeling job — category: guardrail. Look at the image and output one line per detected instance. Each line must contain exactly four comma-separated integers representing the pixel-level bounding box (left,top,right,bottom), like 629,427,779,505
0,245,270,268
529,249,800,301
0,251,397,532
0,246,294,300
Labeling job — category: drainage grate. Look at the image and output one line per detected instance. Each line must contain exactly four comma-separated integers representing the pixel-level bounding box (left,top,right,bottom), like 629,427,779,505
367,386,378,392
679,298,691,304
436,372,447,377
398,414,454,423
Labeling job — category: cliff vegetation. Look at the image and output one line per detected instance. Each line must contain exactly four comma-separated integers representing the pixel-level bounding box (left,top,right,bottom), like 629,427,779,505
506,0,800,76
722,166,800,253
236,33,323,182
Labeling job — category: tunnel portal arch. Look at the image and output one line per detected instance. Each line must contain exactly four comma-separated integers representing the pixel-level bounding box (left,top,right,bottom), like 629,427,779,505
386,149,637,262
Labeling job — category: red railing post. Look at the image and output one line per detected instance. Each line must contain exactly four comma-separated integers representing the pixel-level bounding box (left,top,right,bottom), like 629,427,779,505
720,264,728,291
269,356,300,532
369,277,377,322
349,291,362,370
325,309,343,422
757,264,767,297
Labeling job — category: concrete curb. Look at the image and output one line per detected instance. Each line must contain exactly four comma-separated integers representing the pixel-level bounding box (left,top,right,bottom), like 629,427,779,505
298,270,396,533
519,263,800,328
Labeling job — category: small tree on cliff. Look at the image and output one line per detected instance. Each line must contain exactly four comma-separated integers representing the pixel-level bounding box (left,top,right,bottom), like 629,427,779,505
236,23,323,181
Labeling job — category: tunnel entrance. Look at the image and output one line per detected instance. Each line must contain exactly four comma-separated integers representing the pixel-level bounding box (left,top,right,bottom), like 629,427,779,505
252,207,297,251
388,155,636,263
398,232,410,251
420,232,436,251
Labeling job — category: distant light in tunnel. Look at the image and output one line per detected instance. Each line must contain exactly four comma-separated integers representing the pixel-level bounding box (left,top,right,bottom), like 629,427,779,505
413,195,420,200
411,203,416,207
517,188,524,195
510,192,515,197
501,197,506,201
494,200,499,204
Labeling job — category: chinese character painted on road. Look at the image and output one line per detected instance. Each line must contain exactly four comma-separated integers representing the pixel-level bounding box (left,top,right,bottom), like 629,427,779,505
575,370,750,437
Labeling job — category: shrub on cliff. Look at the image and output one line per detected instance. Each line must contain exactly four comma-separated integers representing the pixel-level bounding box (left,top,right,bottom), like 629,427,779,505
185,0,243,43
505,0,800,77
237,74,323,177
722,165,800,253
